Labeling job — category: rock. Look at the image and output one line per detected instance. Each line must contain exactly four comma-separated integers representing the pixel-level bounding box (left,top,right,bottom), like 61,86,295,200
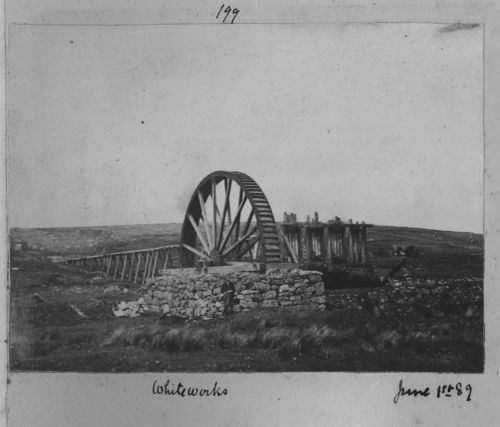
252,282,270,292
263,290,277,300
262,300,278,308
315,282,325,294
240,301,258,309
279,284,291,293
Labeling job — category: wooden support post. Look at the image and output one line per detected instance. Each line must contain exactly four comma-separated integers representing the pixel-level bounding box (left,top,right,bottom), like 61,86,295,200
346,225,353,263
281,232,299,263
152,250,159,278
323,226,331,262
360,227,367,263
162,249,169,270
354,230,359,263
105,257,112,278
134,253,142,284
142,252,151,285
121,254,127,280
301,227,311,264
128,253,135,281
113,255,120,279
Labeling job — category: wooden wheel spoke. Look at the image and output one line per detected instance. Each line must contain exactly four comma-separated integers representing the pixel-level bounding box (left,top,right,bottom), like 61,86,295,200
182,243,207,259
238,237,259,257
217,178,232,249
251,240,260,259
232,187,244,245
188,214,211,255
241,209,255,237
212,179,217,248
225,179,232,227
197,192,214,250
219,195,248,253
222,225,259,257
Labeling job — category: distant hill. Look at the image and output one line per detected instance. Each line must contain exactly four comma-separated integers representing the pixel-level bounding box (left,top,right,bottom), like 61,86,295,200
10,223,481,256
10,223,182,255
10,223,483,277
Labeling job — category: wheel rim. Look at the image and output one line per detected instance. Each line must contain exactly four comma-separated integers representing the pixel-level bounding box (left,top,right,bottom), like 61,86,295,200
180,171,281,266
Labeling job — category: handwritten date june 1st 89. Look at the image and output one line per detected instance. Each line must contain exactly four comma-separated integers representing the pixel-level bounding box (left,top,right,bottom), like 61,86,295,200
216,4,240,24
393,379,472,404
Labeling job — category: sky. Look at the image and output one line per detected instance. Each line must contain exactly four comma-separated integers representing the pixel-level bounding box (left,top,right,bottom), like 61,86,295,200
8,23,483,232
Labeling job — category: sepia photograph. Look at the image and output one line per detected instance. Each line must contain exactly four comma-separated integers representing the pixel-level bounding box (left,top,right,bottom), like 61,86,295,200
7,21,484,374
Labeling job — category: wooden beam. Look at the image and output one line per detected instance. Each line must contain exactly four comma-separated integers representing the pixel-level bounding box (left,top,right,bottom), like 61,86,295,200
281,232,299,263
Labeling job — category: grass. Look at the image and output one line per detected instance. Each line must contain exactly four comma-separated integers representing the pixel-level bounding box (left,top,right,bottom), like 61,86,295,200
97,307,482,367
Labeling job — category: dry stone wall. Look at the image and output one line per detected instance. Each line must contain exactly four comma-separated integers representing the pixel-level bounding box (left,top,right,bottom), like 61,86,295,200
113,269,325,319
326,277,483,320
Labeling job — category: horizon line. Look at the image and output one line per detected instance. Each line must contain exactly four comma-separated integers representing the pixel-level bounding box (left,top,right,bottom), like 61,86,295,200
9,222,484,235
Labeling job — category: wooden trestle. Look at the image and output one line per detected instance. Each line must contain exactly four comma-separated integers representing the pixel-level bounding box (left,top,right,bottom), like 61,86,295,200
279,212,372,265
63,245,183,284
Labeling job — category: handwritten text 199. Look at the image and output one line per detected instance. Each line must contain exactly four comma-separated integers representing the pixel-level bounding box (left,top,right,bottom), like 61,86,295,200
216,4,240,24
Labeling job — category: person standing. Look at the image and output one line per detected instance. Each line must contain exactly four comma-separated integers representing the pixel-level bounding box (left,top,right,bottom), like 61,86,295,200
222,280,235,315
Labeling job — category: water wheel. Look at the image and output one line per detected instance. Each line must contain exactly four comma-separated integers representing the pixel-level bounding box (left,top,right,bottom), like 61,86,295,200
180,171,281,266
